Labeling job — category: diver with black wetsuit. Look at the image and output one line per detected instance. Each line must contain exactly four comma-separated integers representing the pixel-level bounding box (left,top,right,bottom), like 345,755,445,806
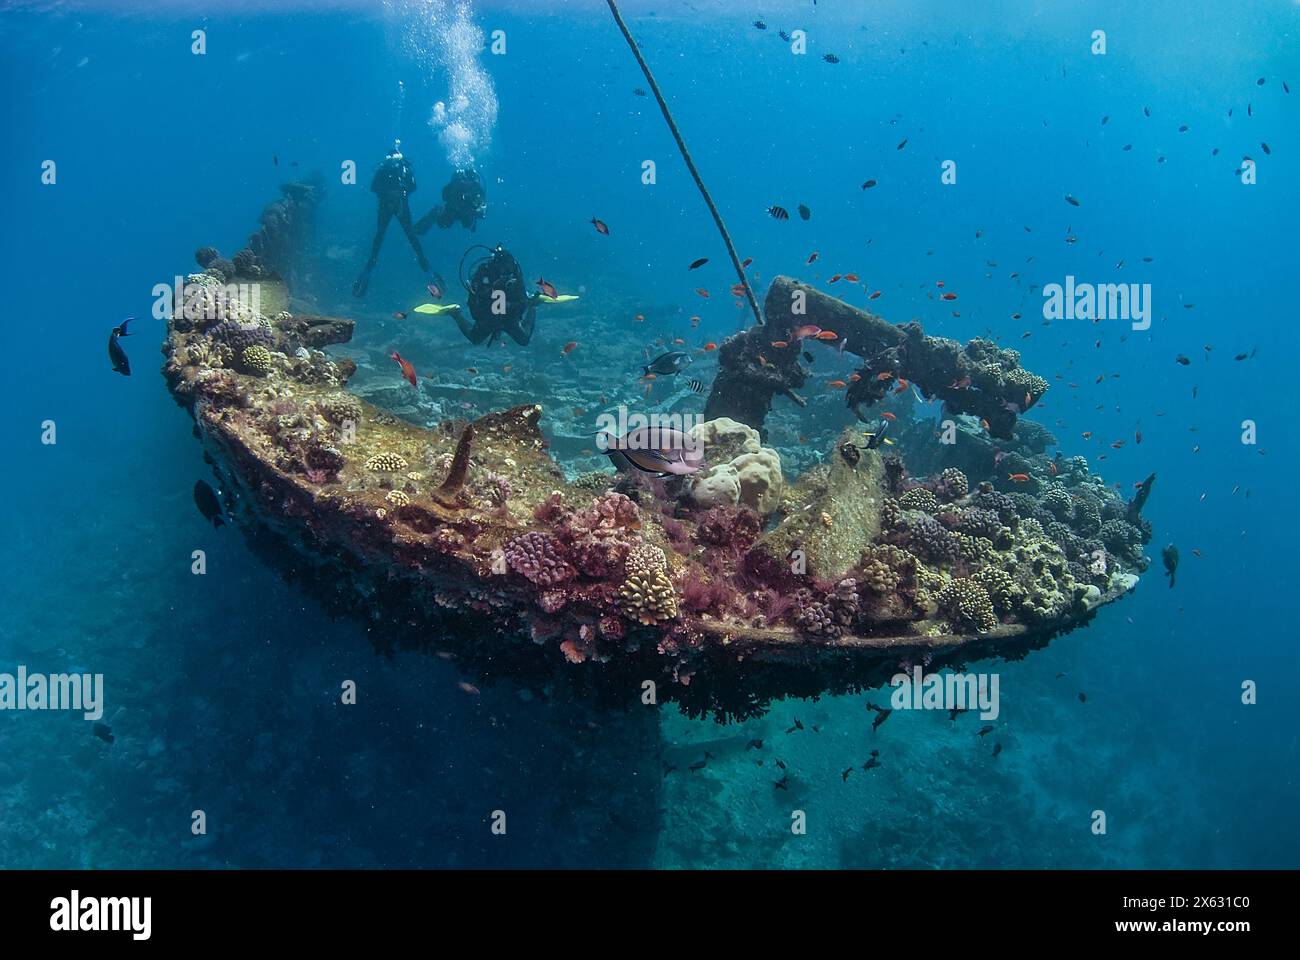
353,141,430,298
415,168,488,234
441,245,539,346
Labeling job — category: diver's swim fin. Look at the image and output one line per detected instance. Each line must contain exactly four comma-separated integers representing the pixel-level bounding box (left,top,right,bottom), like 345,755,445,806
537,294,580,304
412,302,463,315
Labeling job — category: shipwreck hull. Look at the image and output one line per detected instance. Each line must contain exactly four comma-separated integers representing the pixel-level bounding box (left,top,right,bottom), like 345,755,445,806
164,187,1143,721
187,393,1126,721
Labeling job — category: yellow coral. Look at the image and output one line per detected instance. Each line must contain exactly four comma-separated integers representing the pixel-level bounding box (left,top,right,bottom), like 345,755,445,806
385,490,410,508
365,452,408,472
241,344,273,375
618,568,678,625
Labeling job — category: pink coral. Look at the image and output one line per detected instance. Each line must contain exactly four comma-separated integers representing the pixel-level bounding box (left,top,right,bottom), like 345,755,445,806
503,532,575,586
576,491,641,535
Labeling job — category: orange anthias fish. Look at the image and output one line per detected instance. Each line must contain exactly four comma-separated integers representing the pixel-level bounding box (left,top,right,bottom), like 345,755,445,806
457,681,481,696
893,378,910,394
868,290,882,300
828,379,848,388
843,273,860,283
702,342,718,351
695,288,711,298
562,341,579,355
1049,462,1058,476
881,412,897,421
634,313,645,322
941,292,958,301
771,340,790,348
807,252,819,264
535,277,558,299
829,274,843,283
849,373,862,382
949,376,972,389
390,351,417,387
815,330,839,341
590,216,610,235
1008,472,1031,482
875,371,894,381
741,257,753,268
792,325,822,340
689,315,701,327
730,283,747,297
393,311,407,320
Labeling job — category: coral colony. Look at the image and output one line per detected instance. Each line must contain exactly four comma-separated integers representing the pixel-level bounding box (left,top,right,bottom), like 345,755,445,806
166,185,1149,721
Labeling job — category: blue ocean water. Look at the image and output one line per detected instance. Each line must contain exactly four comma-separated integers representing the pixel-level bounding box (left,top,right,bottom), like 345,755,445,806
1,0,1297,868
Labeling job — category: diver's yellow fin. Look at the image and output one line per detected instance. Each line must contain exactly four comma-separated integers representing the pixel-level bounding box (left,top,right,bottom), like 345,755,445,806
537,294,580,304
412,302,462,315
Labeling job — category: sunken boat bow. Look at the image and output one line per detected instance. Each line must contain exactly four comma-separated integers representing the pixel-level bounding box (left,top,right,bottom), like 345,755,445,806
162,189,1147,721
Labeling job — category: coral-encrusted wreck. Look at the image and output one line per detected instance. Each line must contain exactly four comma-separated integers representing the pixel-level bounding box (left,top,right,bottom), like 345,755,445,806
163,188,1150,720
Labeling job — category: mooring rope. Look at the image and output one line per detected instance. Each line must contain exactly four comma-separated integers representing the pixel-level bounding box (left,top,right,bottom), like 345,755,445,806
605,0,764,328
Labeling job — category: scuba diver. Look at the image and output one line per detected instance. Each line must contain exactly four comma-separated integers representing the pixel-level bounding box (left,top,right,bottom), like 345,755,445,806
415,168,487,234
413,244,578,347
353,141,430,299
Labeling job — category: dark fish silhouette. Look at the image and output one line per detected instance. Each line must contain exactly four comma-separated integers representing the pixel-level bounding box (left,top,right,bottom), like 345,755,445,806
632,87,647,97
797,203,811,220
108,318,134,376
746,738,764,750
1066,194,1080,206
643,350,692,377
93,722,114,744
688,760,706,772
1162,543,1179,588
977,724,994,737
992,742,1002,758
767,205,790,220
842,767,853,782
774,774,789,790
786,717,804,733
193,480,225,528
1078,692,1087,703
753,19,767,30
822,53,839,64
861,179,878,190
688,258,708,270
866,702,891,731
687,379,706,394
